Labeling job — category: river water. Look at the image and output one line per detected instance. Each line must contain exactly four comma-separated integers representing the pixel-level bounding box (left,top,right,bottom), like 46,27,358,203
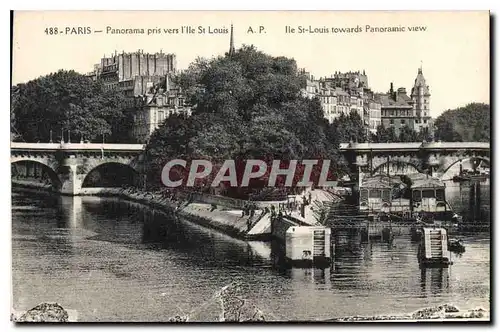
12,186,490,322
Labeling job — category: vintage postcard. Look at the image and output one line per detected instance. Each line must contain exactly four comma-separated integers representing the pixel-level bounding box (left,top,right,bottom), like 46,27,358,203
10,11,490,322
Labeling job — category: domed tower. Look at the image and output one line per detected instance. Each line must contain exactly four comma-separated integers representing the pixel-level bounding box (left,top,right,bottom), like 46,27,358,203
410,65,431,132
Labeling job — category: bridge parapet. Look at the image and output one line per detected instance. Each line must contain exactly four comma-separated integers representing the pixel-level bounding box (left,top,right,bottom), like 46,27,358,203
339,142,489,152
11,142,145,152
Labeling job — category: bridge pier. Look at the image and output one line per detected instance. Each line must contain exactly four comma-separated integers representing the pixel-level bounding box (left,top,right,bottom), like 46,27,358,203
58,159,83,196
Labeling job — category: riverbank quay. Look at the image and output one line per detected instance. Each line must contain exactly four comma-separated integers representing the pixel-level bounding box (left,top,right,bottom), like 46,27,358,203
12,179,345,241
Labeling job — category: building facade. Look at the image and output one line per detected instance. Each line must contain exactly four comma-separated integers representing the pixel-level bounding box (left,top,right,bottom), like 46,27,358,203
130,78,192,143
301,70,367,124
377,84,416,136
88,50,177,96
365,99,382,134
299,67,434,138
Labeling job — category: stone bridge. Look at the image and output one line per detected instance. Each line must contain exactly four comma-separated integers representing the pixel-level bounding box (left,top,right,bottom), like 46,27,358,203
11,141,490,195
339,141,490,183
11,142,145,195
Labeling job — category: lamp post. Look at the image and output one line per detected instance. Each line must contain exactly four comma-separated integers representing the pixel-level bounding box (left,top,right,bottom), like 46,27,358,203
101,132,105,159
60,127,64,144
49,130,53,143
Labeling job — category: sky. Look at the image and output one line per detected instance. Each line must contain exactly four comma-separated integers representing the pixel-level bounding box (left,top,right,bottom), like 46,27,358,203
12,11,490,117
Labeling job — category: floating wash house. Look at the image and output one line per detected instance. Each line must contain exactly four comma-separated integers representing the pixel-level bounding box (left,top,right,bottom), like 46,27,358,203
271,215,332,267
418,227,452,267
359,175,405,214
359,174,457,224
411,176,449,213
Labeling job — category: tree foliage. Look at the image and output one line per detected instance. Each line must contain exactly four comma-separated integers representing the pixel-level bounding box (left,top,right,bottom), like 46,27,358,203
371,124,398,143
434,103,490,142
330,111,368,143
371,124,433,143
146,46,347,193
11,70,131,143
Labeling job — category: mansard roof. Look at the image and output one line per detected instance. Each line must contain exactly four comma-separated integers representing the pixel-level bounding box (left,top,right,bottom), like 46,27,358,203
412,177,445,189
375,92,413,109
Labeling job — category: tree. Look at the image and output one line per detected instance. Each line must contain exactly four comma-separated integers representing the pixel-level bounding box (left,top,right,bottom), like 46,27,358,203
434,103,490,142
146,46,346,194
434,118,462,142
372,124,398,143
11,70,131,143
330,111,368,143
398,126,419,142
417,127,433,142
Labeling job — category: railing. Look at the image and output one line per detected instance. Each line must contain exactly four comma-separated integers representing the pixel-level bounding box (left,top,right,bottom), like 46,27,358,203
340,142,490,151
11,142,146,151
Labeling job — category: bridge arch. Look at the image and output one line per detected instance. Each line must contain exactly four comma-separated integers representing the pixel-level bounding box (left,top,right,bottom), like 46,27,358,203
441,156,491,175
11,159,62,190
82,162,141,188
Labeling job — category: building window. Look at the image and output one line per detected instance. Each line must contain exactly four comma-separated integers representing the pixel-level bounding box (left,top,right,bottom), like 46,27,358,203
390,119,394,125
401,119,405,124
369,189,381,199
424,119,427,124
424,106,427,110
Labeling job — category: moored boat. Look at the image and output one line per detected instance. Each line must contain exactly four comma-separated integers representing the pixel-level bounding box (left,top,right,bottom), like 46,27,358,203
418,227,453,267
448,238,466,253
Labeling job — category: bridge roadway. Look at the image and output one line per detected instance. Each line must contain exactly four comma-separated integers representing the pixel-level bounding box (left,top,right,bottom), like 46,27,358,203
10,142,145,152
339,141,490,152
11,141,489,152
10,141,490,195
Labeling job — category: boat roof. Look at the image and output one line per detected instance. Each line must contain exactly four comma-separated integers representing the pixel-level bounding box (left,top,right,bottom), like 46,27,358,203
412,177,445,189
361,175,402,189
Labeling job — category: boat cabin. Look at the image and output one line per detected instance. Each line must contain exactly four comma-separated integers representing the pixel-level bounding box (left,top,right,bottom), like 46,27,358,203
359,175,405,213
411,177,448,213
359,174,456,222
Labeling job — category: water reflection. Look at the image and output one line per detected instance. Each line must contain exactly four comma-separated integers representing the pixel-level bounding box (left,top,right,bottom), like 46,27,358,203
11,189,490,321
283,267,331,285
419,268,450,297
445,180,490,226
